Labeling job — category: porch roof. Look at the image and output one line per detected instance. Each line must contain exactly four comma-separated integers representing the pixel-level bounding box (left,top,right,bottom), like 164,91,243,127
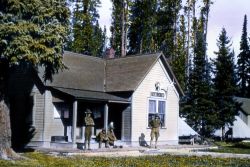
52,87,130,103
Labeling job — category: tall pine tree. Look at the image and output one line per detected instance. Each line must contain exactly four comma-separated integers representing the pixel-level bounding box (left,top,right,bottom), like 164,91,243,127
156,0,182,60
68,0,106,56
0,0,69,159
181,13,216,137
237,15,250,97
128,0,158,54
110,0,129,57
172,15,187,90
213,28,239,139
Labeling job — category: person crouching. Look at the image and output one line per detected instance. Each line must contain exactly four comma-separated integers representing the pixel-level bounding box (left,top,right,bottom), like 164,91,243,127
107,128,117,147
96,129,109,148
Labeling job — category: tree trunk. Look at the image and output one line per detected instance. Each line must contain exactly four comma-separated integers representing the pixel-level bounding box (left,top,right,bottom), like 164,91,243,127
192,0,196,48
203,0,210,45
0,99,20,159
203,0,210,62
221,126,225,141
186,0,191,80
121,0,126,57
124,0,128,56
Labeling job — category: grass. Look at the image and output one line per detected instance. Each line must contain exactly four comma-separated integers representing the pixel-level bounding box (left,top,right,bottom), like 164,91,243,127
209,141,250,154
0,152,250,167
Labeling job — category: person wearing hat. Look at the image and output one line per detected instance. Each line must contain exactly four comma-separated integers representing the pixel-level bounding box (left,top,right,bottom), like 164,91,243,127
107,127,117,147
149,113,162,148
84,109,95,150
96,128,109,148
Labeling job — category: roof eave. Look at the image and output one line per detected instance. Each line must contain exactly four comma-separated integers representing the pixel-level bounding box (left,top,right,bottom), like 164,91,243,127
160,54,185,97
132,52,162,92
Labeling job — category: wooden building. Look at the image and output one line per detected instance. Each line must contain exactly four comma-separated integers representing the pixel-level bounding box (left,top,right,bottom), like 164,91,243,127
8,51,184,148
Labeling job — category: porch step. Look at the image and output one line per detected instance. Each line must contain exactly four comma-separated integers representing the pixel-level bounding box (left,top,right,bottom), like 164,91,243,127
76,140,129,150
50,140,129,149
50,142,75,148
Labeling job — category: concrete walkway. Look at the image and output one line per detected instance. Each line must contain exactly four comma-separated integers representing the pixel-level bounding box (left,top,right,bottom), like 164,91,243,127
30,144,250,159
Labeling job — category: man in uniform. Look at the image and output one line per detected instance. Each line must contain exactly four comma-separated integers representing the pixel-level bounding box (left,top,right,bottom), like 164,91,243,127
149,114,161,148
107,128,117,147
84,109,95,150
96,128,109,148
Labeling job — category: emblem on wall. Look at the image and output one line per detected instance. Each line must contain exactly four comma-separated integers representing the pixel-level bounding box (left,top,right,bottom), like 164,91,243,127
151,82,164,97
155,82,160,91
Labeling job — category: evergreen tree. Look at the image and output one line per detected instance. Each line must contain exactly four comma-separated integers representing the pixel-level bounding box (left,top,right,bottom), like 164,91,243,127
237,15,250,97
0,0,69,159
181,13,216,137
156,0,182,60
69,0,106,56
128,0,182,56
213,28,239,139
110,0,122,56
92,22,107,56
172,15,187,90
201,0,213,49
128,0,158,54
110,0,129,57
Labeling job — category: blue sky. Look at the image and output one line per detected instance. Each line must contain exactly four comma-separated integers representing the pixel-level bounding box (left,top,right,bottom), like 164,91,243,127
98,0,250,58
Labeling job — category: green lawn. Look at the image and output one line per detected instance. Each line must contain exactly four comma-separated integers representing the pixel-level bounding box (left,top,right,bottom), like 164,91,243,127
209,141,250,154
0,152,250,167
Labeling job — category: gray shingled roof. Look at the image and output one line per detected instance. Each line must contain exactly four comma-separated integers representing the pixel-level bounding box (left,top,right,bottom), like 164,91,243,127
43,51,183,100
47,51,105,92
235,97,250,115
105,53,160,92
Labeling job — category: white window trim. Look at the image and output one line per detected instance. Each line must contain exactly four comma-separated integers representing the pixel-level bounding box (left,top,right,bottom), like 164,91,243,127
147,97,167,128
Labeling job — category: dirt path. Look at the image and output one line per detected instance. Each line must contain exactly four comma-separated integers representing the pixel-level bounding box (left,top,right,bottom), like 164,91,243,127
34,145,250,159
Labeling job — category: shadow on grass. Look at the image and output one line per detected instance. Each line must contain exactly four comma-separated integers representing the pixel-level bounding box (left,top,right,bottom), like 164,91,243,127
208,142,250,154
14,147,35,153
233,143,250,149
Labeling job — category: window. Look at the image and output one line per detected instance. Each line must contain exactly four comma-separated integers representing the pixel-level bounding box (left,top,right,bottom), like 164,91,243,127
158,101,165,127
53,102,69,119
53,106,61,119
148,99,166,127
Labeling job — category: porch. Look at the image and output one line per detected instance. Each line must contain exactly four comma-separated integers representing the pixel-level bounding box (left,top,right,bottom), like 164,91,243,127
49,87,131,148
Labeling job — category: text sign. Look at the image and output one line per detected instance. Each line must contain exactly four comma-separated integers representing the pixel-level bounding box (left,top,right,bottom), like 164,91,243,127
150,92,164,97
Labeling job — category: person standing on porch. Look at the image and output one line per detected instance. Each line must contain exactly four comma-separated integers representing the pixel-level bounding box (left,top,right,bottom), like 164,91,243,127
149,114,161,149
84,109,95,150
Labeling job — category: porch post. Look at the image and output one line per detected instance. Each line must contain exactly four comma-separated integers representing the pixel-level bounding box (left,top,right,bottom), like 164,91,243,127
104,103,109,131
72,100,78,147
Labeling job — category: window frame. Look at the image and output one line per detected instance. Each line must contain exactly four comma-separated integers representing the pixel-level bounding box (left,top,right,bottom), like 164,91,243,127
53,102,69,119
147,97,166,128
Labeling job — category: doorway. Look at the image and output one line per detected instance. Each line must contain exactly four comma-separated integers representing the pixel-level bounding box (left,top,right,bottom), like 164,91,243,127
108,103,128,140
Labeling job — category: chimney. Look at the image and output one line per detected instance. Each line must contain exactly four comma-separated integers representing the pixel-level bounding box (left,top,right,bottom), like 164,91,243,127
105,48,115,59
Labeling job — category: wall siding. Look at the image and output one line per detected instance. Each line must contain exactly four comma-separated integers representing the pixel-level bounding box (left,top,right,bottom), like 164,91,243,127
32,86,45,141
122,105,131,141
43,90,65,142
7,66,48,146
132,60,179,145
